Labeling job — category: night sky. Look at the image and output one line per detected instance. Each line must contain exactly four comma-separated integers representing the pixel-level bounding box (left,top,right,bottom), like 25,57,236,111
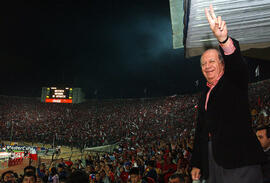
0,0,269,99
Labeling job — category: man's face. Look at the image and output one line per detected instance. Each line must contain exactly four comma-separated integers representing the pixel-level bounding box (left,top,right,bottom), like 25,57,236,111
86,165,91,172
3,173,16,183
256,129,270,150
95,173,100,181
169,178,181,183
23,176,36,183
201,49,224,84
57,167,63,172
41,164,46,170
105,165,110,172
130,174,140,183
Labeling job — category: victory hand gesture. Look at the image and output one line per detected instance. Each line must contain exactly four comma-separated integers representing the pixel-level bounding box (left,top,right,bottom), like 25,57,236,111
205,5,228,43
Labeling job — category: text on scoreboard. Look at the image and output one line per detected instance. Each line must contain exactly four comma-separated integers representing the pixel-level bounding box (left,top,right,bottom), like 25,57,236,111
45,87,72,103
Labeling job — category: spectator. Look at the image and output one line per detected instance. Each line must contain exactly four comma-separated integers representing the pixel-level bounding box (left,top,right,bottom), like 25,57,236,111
94,172,102,183
66,170,89,183
65,158,73,168
1,170,16,183
256,125,270,182
168,174,185,183
22,172,37,183
129,167,141,183
143,160,157,183
162,157,177,183
120,166,129,183
24,165,37,175
48,167,59,183
58,158,66,168
57,164,67,182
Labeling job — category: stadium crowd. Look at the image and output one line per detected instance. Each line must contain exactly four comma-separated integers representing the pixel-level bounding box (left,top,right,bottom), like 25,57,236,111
0,79,269,183
0,92,199,149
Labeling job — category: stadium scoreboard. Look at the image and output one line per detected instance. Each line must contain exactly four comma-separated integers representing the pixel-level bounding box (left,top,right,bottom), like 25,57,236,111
41,87,84,104
46,87,72,103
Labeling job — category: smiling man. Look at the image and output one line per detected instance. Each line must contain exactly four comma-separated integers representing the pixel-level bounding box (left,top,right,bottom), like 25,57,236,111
190,5,265,183
200,49,224,85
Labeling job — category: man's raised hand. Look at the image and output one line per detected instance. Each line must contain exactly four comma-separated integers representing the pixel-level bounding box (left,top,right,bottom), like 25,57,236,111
205,5,228,43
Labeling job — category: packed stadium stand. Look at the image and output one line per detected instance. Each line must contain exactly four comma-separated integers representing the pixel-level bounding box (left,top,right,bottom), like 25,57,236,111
0,79,269,183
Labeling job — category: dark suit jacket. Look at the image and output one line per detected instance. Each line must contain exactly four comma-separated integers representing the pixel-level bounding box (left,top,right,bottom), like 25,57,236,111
262,149,270,182
190,38,265,179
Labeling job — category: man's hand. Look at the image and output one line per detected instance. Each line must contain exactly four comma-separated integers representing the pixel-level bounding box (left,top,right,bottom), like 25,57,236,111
205,5,228,43
191,167,201,181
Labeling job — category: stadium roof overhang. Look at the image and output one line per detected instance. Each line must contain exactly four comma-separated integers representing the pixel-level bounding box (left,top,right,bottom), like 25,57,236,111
169,0,270,60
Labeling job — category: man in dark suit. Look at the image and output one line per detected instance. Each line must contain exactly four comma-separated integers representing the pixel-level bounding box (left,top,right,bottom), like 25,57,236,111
256,126,270,182
190,5,265,183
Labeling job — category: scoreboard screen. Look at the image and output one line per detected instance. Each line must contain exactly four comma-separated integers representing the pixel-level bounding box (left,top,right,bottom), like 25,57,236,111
45,87,72,103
